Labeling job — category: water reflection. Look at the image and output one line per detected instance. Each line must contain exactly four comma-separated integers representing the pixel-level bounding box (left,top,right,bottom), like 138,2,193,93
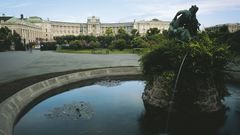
139,83,240,135
14,81,240,135
219,84,240,135
15,81,146,135
94,79,121,87
139,109,226,135
44,101,94,120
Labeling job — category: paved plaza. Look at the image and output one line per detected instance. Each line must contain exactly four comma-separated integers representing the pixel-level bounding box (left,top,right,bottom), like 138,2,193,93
0,50,140,83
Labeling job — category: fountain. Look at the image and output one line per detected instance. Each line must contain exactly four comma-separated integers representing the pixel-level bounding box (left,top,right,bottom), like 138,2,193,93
165,51,188,134
5,5,236,135
141,5,231,135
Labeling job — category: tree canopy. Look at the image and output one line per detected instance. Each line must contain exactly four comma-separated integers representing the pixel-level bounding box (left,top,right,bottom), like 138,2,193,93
0,27,24,51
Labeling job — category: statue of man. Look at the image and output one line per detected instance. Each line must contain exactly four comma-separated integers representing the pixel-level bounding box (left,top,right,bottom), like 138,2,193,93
168,5,201,41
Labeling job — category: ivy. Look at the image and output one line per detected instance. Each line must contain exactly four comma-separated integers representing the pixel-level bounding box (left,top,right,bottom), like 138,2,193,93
140,32,231,96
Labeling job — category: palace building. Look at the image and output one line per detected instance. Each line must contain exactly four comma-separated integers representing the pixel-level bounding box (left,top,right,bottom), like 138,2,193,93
0,15,170,44
205,23,240,33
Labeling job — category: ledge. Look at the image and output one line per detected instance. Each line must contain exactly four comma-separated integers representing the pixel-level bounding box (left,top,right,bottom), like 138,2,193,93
0,66,142,135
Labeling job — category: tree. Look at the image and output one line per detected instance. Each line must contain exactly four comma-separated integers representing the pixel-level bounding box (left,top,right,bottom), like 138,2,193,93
116,28,130,40
162,30,169,38
227,30,240,54
89,41,101,49
116,28,131,48
0,27,13,51
54,36,65,45
111,39,126,51
117,28,126,35
146,28,160,36
141,32,231,112
82,35,97,43
131,37,148,48
131,29,139,37
13,31,24,50
206,27,239,55
105,28,113,36
219,25,229,33
69,40,81,45
97,36,114,48
116,28,129,39
65,35,77,43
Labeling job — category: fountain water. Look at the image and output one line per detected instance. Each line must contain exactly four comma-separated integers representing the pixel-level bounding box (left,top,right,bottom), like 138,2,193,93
163,51,189,135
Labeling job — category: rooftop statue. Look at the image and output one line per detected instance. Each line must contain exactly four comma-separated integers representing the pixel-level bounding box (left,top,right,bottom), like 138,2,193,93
168,5,201,41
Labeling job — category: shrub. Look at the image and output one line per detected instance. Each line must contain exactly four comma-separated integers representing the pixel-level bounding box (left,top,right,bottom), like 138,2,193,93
111,39,127,51
131,37,148,48
141,32,230,98
89,41,101,49
0,27,13,51
227,30,240,55
40,42,57,51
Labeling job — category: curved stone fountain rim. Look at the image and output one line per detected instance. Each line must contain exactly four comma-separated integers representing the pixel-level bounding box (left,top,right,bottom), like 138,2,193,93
0,66,142,135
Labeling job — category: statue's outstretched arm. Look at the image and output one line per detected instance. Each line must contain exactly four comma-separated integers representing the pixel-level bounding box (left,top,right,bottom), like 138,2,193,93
173,10,185,20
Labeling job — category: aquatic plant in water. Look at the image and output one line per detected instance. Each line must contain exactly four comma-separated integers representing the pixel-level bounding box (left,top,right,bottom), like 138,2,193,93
44,101,94,120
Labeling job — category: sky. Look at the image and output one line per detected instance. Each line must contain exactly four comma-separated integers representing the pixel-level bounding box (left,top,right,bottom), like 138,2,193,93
0,0,239,28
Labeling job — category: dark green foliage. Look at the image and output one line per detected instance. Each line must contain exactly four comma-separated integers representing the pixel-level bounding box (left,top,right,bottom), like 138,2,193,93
65,40,82,50
40,42,57,51
161,71,175,93
131,37,148,48
54,35,97,45
13,31,24,50
55,35,113,50
89,41,101,49
145,34,167,47
146,28,160,36
141,39,183,82
207,29,240,55
54,36,65,45
227,30,240,54
219,25,229,33
62,39,102,50
116,28,131,47
97,36,114,48
131,29,140,37
0,27,25,51
162,30,169,38
105,28,113,36
54,27,168,51
0,27,13,51
141,32,230,99
144,29,168,50
111,39,127,51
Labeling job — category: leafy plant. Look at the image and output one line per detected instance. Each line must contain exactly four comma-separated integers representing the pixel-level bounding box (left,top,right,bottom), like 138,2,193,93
141,32,230,100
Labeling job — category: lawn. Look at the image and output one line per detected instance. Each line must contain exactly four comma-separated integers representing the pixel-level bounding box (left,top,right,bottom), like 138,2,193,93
57,48,150,55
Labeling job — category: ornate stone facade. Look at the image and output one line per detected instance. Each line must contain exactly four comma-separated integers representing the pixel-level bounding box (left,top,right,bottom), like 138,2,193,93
0,16,43,44
205,23,240,33
0,15,170,44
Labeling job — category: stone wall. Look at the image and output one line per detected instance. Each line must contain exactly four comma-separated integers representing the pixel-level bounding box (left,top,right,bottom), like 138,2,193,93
226,57,240,83
142,75,225,113
142,76,169,110
0,67,141,135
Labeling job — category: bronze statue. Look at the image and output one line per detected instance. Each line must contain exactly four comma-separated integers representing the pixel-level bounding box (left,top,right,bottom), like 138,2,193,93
168,5,201,41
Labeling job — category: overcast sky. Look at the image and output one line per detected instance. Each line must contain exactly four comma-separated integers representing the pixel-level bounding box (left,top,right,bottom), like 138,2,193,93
0,0,239,27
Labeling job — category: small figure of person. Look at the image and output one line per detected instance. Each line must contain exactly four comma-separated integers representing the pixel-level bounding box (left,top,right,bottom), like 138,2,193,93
29,43,32,53
26,44,29,51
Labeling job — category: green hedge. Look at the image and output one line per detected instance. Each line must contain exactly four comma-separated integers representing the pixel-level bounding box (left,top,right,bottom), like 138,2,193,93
40,42,57,51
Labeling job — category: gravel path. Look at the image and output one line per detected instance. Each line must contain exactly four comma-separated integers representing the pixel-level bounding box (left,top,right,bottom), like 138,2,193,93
0,50,140,83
